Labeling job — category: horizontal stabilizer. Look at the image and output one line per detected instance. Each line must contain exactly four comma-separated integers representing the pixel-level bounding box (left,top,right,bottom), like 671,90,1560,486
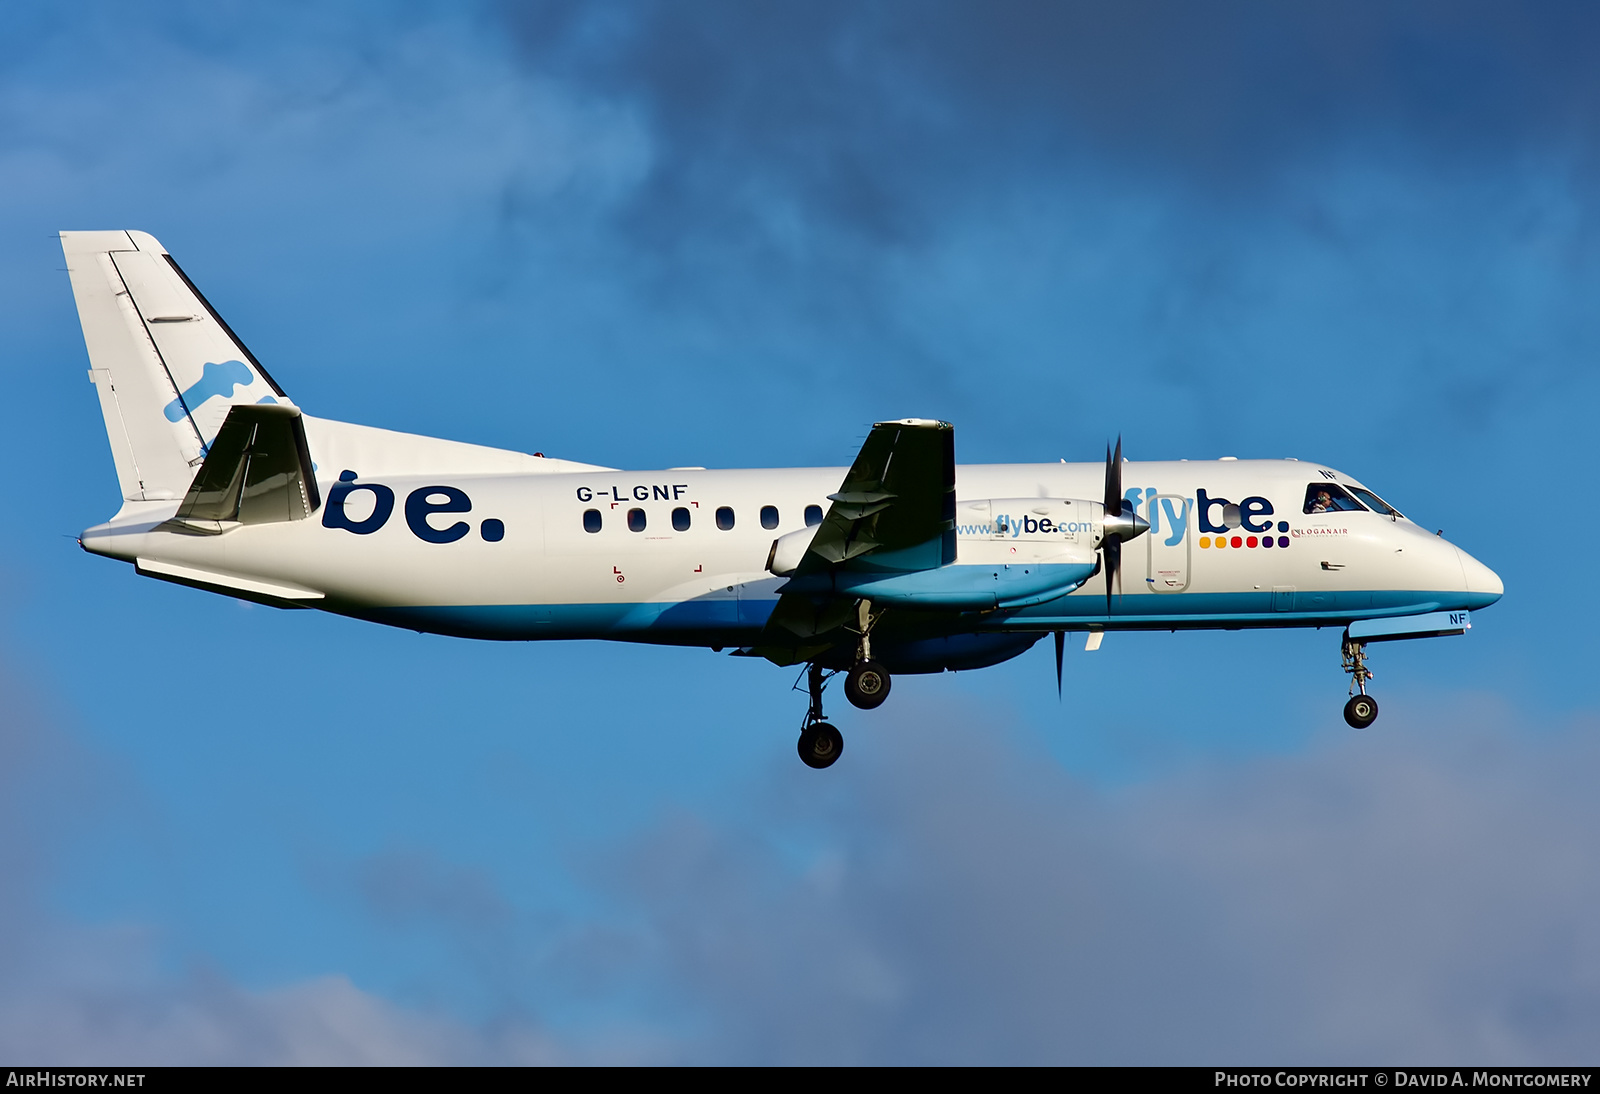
135,557,323,606
163,404,319,534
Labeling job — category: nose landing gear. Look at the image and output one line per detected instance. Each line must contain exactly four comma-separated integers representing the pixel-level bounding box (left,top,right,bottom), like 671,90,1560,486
797,662,844,769
1341,635,1379,729
1344,692,1379,729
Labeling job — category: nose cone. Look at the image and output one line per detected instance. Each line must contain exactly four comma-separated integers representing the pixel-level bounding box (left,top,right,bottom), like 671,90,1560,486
1456,546,1504,608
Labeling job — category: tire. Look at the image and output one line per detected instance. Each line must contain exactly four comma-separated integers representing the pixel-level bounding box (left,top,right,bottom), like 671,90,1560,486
1344,694,1379,729
798,722,844,769
844,660,892,710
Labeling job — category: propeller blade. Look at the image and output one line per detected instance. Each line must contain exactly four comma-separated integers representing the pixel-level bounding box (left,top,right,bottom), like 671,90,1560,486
1103,536,1120,615
1103,436,1123,514
1054,630,1064,698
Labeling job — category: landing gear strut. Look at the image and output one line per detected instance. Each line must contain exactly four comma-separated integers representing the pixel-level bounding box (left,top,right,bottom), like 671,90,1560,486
843,599,892,711
1341,634,1379,729
797,662,844,769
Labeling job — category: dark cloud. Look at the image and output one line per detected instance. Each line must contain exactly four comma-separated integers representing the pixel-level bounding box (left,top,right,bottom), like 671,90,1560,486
494,0,1600,251
475,0,1600,442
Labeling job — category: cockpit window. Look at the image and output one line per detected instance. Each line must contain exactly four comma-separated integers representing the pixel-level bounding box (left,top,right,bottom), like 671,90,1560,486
1304,483,1365,514
1346,486,1402,518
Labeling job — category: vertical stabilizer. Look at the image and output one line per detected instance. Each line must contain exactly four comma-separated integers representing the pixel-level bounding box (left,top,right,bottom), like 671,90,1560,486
60,231,294,503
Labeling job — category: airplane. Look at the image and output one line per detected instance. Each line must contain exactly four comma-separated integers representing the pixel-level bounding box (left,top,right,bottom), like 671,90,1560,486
60,230,1505,769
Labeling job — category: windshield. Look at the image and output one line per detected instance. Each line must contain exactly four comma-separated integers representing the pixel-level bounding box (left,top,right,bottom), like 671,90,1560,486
1303,483,1364,514
1346,485,1402,518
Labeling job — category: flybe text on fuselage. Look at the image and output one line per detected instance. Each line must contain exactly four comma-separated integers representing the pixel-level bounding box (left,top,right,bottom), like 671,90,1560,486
314,471,1290,552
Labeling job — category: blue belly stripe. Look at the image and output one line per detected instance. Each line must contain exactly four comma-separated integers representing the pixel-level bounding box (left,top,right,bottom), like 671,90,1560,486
351,587,1497,642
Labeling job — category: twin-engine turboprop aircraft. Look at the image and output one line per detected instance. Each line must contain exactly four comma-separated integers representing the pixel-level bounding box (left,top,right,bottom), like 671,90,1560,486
62,231,1504,768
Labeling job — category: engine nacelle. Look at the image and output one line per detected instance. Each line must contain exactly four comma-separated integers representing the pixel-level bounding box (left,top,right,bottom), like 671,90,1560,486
766,525,819,577
955,498,1103,566
771,497,1111,609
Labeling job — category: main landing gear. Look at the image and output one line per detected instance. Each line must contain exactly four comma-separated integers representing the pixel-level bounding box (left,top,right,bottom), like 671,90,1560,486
795,600,893,769
843,599,891,711
844,661,890,709
1341,634,1379,729
797,663,844,769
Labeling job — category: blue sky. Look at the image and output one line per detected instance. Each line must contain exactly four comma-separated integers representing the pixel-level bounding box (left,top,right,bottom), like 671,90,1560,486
2,0,1598,1063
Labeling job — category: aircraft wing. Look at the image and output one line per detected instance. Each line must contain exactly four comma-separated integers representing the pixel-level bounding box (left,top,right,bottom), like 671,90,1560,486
793,417,955,576
755,418,955,661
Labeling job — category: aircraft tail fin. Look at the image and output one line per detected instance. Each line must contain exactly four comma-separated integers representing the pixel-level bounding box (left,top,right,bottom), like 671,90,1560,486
60,231,294,503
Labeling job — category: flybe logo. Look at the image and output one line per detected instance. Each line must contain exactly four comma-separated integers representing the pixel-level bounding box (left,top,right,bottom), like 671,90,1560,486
955,515,1097,537
957,488,1293,547
322,472,506,543
1129,487,1294,549
162,360,278,424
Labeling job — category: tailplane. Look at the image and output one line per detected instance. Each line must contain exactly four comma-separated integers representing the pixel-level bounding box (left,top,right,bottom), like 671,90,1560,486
61,231,293,503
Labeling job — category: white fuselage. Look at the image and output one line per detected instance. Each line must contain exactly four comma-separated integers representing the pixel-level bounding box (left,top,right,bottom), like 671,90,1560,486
82,433,1503,649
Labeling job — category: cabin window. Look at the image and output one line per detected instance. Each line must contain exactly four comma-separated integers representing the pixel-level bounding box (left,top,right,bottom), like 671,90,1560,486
805,504,823,526
1303,484,1365,515
760,505,779,530
716,506,735,530
1346,486,1402,518
583,509,602,533
628,508,646,532
672,507,691,531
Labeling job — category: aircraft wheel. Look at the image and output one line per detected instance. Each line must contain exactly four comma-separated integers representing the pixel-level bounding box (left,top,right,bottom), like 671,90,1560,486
1343,694,1379,729
844,660,891,710
798,722,844,769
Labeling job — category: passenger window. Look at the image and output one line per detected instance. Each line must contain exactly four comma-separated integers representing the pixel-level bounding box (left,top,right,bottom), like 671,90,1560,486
628,508,646,532
672,507,691,531
583,509,602,533
805,504,823,527
716,506,735,531
1347,486,1402,518
761,505,779,530
1303,484,1365,515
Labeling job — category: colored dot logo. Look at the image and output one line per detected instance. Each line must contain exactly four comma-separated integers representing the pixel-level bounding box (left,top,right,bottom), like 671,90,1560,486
1199,534,1290,549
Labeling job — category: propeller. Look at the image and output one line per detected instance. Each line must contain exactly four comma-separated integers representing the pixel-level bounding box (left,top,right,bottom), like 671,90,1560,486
1054,630,1065,698
1100,435,1150,615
